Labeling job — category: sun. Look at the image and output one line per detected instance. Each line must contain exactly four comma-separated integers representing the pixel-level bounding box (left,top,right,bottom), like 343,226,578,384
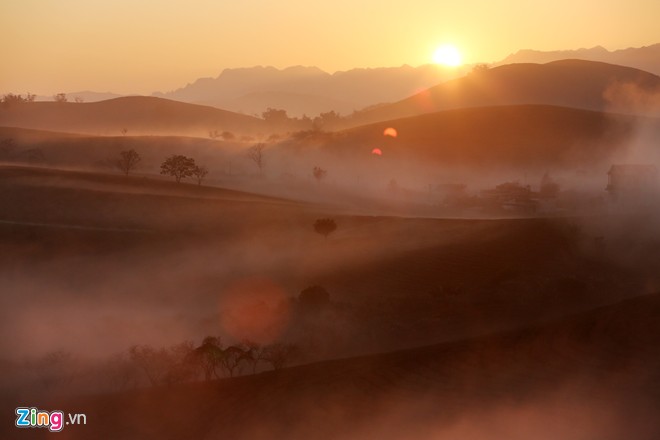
432,44,462,67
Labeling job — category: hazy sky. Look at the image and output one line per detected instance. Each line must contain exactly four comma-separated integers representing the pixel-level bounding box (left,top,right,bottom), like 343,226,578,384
1,0,659,95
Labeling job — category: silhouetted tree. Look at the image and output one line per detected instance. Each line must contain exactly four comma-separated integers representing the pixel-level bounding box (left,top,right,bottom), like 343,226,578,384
471,63,490,74
313,218,337,239
128,343,196,387
1,93,35,106
193,337,223,381
121,128,128,136
106,353,141,391
262,343,298,370
160,155,197,183
116,149,141,176
313,166,327,183
192,165,209,186
313,110,343,131
221,131,235,141
219,345,245,377
262,108,289,124
74,96,84,103
128,345,167,386
247,143,265,174
53,93,67,103
240,340,265,375
209,129,220,140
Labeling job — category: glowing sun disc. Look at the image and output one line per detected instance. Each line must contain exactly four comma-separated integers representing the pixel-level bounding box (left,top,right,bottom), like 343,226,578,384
433,45,462,67
371,148,382,156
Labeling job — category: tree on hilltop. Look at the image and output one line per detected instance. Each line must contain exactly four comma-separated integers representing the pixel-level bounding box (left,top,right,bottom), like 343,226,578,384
116,149,141,176
160,155,197,183
313,218,337,239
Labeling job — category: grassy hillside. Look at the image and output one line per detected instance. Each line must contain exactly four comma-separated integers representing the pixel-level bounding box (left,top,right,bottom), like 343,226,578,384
0,166,647,358
5,293,659,439
0,126,257,178
350,60,660,125
283,105,652,171
1,165,658,438
0,96,267,137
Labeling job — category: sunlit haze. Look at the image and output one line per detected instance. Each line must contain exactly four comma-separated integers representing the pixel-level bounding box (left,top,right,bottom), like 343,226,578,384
1,0,659,94
433,45,462,67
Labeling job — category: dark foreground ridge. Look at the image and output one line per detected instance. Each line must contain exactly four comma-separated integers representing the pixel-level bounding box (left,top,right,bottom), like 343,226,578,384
5,293,660,439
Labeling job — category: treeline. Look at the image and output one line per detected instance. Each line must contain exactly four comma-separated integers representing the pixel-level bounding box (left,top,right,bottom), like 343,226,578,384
125,339,299,388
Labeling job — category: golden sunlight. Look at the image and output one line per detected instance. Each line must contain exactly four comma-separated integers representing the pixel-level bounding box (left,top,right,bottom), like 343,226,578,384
432,44,462,67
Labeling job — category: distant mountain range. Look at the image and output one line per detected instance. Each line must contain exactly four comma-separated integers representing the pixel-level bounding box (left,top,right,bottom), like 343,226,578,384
496,43,660,76
13,44,658,119
348,59,660,126
153,65,469,117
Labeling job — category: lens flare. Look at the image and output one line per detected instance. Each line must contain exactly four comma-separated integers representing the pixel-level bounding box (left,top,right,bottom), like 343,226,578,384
218,278,290,344
383,127,398,138
372,148,382,156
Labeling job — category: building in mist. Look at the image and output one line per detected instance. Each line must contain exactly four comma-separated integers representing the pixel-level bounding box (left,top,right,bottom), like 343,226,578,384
606,164,658,199
480,181,537,214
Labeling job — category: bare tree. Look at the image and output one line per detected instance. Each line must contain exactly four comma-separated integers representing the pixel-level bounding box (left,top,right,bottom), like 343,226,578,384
192,337,223,381
192,165,209,186
219,345,245,377
160,155,197,183
116,149,141,176
313,166,327,183
74,96,84,103
262,343,298,370
240,340,266,375
121,128,128,136
313,218,337,239
247,143,265,175
53,93,67,103
128,345,168,386
128,343,196,387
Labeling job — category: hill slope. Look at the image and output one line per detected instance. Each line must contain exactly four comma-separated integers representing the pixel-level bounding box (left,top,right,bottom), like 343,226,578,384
496,43,660,76
284,105,653,171
350,60,660,125
7,293,659,439
0,96,266,137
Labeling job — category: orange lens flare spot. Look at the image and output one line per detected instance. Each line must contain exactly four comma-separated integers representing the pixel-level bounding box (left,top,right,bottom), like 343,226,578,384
383,127,398,138
371,148,383,156
219,278,290,344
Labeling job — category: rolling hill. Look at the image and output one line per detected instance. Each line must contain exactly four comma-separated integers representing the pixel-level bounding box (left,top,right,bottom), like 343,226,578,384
283,104,654,171
0,126,248,175
496,43,660,76
0,96,267,137
5,292,659,439
349,60,660,126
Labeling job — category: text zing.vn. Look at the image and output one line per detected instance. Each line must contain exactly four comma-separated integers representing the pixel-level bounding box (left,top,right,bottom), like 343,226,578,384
15,407,87,432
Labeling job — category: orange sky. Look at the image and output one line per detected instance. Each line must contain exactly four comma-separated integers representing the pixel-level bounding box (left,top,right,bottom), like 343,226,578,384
1,0,659,95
